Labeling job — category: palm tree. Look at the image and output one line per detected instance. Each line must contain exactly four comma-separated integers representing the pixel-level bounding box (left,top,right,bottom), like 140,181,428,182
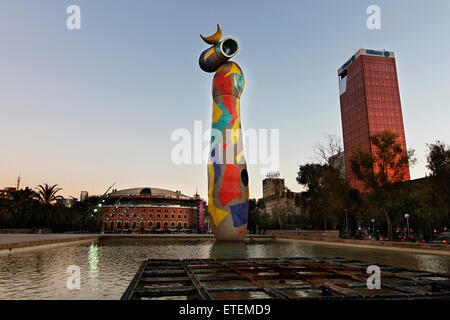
9,187,38,227
10,187,37,211
36,184,63,205
35,184,63,229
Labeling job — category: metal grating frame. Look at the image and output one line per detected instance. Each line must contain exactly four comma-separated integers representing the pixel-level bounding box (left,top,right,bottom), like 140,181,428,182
121,257,450,300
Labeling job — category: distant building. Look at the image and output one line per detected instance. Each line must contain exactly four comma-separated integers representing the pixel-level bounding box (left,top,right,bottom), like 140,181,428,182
100,187,202,232
0,187,16,200
80,191,89,202
259,177,302,216
329,151,346,180
263,178,286,198
338,49,410,192
56,198,78,208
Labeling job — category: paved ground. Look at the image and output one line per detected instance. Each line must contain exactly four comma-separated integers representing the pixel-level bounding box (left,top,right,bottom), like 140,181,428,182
0,234,99,244
278,238,450,256
0,234,100,250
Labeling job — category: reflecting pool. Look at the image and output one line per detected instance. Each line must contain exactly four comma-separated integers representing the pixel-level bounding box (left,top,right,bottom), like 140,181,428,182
0,238,449,299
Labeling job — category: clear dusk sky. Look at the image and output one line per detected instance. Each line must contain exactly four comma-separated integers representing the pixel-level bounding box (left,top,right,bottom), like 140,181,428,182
1,0,449,200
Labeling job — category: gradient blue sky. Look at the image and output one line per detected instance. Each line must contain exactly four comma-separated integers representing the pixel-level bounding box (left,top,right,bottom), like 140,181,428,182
1,0,449,199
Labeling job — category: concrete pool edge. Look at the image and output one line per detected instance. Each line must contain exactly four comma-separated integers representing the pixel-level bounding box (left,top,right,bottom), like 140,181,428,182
0,234,275,252
3,233,448,256
275,237,450,256
0,235,100,252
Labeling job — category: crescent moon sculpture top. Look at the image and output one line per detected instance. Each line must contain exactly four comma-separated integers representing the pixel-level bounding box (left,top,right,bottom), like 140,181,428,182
200,24,222,45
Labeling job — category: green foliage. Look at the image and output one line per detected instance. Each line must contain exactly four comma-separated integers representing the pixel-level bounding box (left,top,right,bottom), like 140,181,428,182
426,141,450,209
0,184,93,232
426,141,450,176
350,130,416,192
295,131,449,241
350,130,417,239
297,161,358,231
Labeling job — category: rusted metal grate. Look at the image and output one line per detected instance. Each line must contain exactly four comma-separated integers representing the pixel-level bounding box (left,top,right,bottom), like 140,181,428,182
121,257,450,300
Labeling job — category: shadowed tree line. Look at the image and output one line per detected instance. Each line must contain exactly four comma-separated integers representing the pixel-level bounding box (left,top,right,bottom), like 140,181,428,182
0,184,99,232
247,131,449,241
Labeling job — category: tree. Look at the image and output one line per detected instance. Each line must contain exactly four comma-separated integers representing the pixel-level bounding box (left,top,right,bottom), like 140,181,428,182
297,163,325,229
248,199,266,233
0,183,86,232
36,184,63,205
350,130,417,239
35,184,63,229
8,187,37,228
426,141,450,176
272,200,290,229
426,141,450,206
297,135,352,231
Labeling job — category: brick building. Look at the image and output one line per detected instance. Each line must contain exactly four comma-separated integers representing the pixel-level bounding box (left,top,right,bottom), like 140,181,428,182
0,187,16,200
101,187,203,233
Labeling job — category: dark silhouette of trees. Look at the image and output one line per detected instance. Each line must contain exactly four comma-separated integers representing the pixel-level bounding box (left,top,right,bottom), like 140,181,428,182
350,130,417,239
296,135,359,232
0,184,88,232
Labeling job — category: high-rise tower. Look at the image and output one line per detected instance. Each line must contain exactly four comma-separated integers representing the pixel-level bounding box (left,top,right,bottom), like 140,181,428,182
338,49,410,192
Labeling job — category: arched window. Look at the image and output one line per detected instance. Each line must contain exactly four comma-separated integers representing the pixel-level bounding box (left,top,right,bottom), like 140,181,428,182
163,222,168,229
132,222,137,229
140,188,152,195
148,222,153,228
184,223,187,229
171,222,175,229
117,222,122,229
156,222,161,229
110,221,115,229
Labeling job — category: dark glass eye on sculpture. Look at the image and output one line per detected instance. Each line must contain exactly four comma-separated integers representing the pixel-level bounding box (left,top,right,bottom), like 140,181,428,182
199,25,249,241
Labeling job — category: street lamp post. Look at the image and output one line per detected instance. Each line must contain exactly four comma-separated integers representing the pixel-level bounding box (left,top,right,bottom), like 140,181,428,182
371,219,375,239
404,214,410,241
344,209,349,239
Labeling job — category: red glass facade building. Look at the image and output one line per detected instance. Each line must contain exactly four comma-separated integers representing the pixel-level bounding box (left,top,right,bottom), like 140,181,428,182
338,49,410,192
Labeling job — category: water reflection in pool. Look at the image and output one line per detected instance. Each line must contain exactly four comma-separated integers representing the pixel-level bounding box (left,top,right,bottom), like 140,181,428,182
0,238,449,299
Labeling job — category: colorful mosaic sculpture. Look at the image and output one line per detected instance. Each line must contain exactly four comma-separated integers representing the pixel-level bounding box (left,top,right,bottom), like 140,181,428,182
199,25,249,241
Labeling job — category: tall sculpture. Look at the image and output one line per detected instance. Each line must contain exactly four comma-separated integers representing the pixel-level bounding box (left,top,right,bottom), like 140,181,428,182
199,25,249,241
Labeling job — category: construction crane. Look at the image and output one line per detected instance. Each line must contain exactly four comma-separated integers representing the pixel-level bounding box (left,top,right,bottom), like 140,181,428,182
80,182,116,233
